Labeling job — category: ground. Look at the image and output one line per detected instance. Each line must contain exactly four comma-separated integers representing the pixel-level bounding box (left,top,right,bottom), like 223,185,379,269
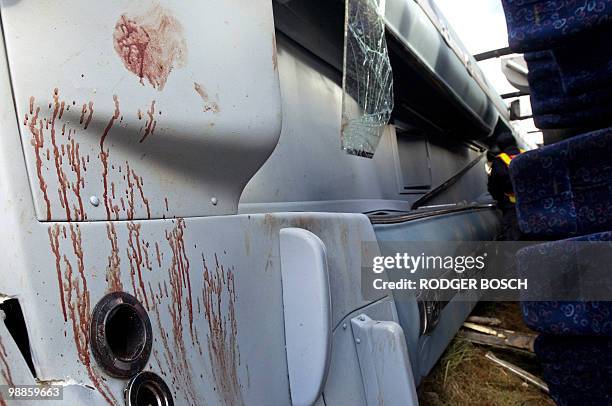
418,302,555,406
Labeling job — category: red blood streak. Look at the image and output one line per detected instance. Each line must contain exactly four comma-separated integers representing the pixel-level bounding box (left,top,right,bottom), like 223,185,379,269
67,139,85,221
131,169,151,218
106,223,123,293
48,226,67,321
202,254,243,404
139,100,156,143
28,104,52,220
49,92,72,220
83,101,94,130
126,222,149,309
155,242,162,267
0,337,15,388
100,95,120,220
166,219,193,341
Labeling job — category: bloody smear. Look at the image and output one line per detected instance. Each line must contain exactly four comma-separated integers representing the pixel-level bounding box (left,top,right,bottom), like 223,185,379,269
113,6,187,91
194,82,220,114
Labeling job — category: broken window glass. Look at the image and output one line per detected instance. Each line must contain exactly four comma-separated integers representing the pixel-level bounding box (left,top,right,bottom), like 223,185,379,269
342,0,394,158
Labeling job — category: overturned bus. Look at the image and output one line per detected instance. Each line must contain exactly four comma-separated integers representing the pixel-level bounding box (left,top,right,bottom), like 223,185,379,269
0,0,609,405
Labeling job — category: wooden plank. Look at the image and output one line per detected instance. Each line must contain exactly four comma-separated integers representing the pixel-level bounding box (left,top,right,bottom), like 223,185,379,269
458,330,536,353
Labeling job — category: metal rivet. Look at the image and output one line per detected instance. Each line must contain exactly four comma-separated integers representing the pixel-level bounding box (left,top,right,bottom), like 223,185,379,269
359,315,366,321
356,338,361,344
342,323,347,330
89,196,100,207
211,197,218,206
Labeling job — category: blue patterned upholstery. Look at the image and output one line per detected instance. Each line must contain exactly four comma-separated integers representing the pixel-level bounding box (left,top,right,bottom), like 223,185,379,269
517,231,612,335
501,0,612,52
516,234,612,405
510,127,612,404
535,335,612,405
553,28,612,95
524,51,612,129
510,127,612,238
522,300,612,336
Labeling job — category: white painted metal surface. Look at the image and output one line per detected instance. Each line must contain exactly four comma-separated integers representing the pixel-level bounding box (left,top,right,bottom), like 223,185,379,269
0,33,390,399
0,1,500,405
0,0,281,221
351,314,418,406
241,35,489,214
280,228,331,406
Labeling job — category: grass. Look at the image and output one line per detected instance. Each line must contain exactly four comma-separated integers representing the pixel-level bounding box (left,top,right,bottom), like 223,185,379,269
418,302,555,406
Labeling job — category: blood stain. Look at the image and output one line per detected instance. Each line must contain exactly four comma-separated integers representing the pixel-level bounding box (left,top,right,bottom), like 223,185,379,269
113,5,187,90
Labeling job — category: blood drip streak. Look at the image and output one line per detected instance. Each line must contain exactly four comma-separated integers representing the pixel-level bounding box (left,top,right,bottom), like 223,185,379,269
48,225,67,321
126,222,149,309
131,169,151,219
49,89,72,220
139,100,156,143
28,104,52,220
100,95,120,220
67,139,85,220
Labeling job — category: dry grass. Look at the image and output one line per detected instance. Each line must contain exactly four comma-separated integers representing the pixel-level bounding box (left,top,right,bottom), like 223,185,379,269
418,302,555,406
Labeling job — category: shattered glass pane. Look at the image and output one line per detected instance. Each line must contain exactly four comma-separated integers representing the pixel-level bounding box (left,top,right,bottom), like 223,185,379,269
342,0,394,158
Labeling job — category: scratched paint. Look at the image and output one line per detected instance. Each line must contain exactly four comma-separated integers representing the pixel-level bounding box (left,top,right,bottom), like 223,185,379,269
113,6,187,90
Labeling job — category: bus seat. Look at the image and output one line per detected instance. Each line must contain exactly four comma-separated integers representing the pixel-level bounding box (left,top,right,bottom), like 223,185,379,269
510,127,612,405
534,334,612,405
552,27,612,96
501,0,612,52
509,127,612,238
524,51,612,129
517,231,612,336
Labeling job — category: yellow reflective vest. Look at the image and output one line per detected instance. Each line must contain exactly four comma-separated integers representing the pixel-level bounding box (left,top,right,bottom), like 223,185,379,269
496,150,524,204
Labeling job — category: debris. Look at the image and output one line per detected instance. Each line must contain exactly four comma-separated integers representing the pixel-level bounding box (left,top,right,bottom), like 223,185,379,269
485,352,549,394
463,322,506,338
458,329,536,353
466,316,502,326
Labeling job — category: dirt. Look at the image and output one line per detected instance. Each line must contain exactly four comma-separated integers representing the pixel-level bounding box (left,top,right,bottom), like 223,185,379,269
418,302,555,406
